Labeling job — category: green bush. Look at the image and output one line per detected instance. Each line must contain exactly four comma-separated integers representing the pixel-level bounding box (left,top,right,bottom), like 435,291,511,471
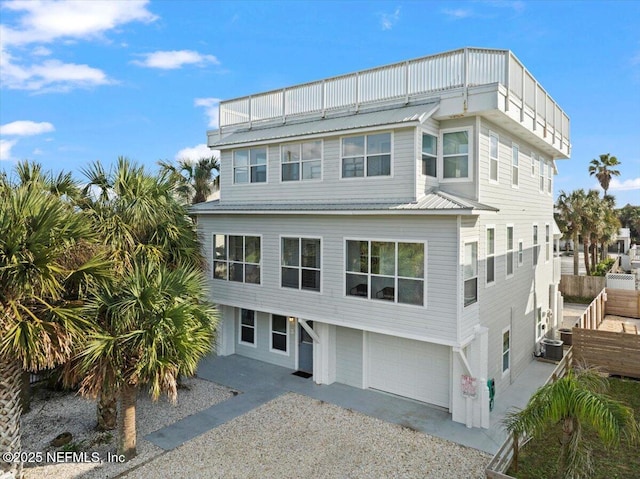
592,257,615,276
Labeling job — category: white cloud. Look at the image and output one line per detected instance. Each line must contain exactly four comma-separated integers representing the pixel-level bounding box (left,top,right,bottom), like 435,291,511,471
132,50,220,70
175,144,219,162
1,0,157,46
32,148,43,155
0,120,55,136
31,46,51,56
195,97,221,129
0,139,17,161
379,7,401,30
609,177,640,191
442,8,474,19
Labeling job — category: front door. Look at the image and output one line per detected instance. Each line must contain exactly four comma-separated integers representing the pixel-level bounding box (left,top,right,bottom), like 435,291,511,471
298,321,313,374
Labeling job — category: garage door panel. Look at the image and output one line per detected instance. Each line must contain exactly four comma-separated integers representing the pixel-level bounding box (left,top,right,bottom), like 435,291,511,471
368,333,450,408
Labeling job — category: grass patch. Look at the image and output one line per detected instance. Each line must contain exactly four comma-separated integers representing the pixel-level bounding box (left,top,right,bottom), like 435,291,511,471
507,377,640,478
563,295,595,304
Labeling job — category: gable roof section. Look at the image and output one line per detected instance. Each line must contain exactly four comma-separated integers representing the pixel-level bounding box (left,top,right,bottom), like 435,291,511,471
208,102,440,148
190,190,498,216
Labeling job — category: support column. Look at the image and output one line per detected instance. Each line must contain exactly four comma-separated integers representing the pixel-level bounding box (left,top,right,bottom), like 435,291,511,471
313,323,336,385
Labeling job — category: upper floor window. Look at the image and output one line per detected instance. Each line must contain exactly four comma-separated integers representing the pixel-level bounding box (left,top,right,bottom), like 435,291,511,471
539,157,545,192
281,141,322,181
213,234,261,284
531,152,536,177
486,227,495,284
345,239,425,306
443,131,469,179
422,133,437,177
342,133,391,178
506,226,514,277
511,144,519,187
234,148,267,184
281,237,321,292
533,225,539,267
547,160,553,194
489,132,499,182
545,224,551,262
464,242,478,307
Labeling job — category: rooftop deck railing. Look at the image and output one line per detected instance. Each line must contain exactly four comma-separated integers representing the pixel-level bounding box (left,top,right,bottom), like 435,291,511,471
218,48,570,152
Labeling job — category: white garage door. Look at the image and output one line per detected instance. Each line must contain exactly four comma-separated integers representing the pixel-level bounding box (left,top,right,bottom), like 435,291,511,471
368,333,450,408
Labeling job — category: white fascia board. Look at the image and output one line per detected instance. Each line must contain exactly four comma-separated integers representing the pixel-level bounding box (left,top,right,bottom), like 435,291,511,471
194,209,482,216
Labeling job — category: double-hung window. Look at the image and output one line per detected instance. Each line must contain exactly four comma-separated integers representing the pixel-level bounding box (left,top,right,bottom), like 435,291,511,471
518,240,524,267
464,242,478,306
281,141,322,181
539,157,545,192
213,234,261,284
281,237,321,291
531,152,536,177
545,224,551,262
422,133,437,177
489,132,499,182
533,225,539,267
345,240,425,306
443,131,469,179
271,315,288,353
486,228,495,284
547,160,552,193
511,144,519,187
536,307,544,340
502,328,510,374
506,226,514,277
342,133,391,178
239,309,256,345
233,148,267,184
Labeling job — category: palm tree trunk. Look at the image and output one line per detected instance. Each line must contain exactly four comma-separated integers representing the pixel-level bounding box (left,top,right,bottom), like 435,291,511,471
582,237,591,275
20,370,30,415
118,384,137,461
97,389,117,431
559,417,575,477
572,233,579,275
0,358,23,479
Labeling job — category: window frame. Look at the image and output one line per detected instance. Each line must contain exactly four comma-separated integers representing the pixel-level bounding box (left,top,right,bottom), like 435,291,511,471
238,309,257,347
486,226,496,286
518,240,524,267
464,241,478,307
506,225,514,278
280,140,323,182
340,132,393,179
212,233,262,285
488,131,499,183
233,147,268,184
531,152,536,177
280,236,322,293
533,224,539,267
547,159,553,194
440,127,473,182
536,306,544,341
270,314,289,355
511,143,519,188
545,223,551,263
421,132,438,178
539,157,545,192
502,326,511,376
344,238,427,307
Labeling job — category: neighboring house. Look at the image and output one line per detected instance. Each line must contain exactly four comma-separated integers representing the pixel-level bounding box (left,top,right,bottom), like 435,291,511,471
191,48,569,428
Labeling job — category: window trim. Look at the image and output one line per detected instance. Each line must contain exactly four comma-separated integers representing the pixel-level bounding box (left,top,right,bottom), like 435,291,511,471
539,157,545,193
547,159,553,194
279,140,323,183
545,223,551,263
340,132,393,180
279,235,322,293
506,225,514,278
343,237,427,308
486,226,496,286
232,147,268,185
212,233,263,285
531,152,536,177
440,127,473,183
463,240,478,307
511,143,519,188
270,314,290,355
517,239,524,267
238,308,257,348
533,224,539,267
488,131,499,183
421,131,438,178
502,326,511,376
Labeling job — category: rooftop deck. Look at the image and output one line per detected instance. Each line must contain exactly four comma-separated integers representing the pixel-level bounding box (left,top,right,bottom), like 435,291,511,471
214,48,570,157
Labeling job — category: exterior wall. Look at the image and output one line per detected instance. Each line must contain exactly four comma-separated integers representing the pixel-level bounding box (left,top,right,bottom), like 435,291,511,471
335,326,363,387
198,214,460,345
219,127,417,205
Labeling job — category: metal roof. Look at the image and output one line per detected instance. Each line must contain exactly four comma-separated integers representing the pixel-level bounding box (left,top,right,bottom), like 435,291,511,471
208,102,440,148
190,190,498,215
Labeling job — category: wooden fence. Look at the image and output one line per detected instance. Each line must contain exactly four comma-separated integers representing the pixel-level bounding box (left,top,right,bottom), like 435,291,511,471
605,289,640,319
576,288,607,329
572,328,640,378
559,275,606,299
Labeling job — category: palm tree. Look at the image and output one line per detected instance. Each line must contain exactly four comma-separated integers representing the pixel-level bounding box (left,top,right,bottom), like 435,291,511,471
72,262,217,459
556,190,586,275
0,162,107,479
159,156,219,204
588,153,621,196
504,367,639,479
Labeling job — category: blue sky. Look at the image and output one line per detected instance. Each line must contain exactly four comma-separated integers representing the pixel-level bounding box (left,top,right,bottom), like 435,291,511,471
1,0,639,206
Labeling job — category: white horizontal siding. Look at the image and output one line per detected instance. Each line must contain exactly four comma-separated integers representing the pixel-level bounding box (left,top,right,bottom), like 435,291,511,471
335,326,363,387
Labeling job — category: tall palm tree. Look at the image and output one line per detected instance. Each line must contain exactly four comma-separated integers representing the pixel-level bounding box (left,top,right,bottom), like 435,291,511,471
588,153,621,196
0,162,107,479
504,367,639,479
556,190,586,275
72,262,217,459
159,156,219,204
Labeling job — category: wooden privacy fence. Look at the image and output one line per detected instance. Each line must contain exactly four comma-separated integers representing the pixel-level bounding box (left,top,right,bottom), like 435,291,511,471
572,328,640,378
605,288,640,319
559,275,606,299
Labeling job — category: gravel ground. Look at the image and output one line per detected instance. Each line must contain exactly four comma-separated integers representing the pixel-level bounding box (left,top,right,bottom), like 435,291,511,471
20,377,233,479
126,393,491,479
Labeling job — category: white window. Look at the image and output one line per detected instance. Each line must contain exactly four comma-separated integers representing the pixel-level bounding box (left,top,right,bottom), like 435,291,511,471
546,224,551,262
511,144,519,187
342,133,391,178
271,315,288,353
502,328,510,374
547,160,553,193
422,133,437,177
281,237,321,292
443,131,469,179
281,140,322,181
533,225,539,267
518,240,524,266
489,132,499,182
345,240,425,306
464,242,478,307
539,157,545,192
486,227,495,284
233,148,267,184
531,152,536,177
506,226,514,277
213,234,261,284
239,309,256,346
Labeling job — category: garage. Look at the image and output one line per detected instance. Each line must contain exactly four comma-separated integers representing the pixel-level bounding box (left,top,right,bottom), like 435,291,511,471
367,333,450,408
